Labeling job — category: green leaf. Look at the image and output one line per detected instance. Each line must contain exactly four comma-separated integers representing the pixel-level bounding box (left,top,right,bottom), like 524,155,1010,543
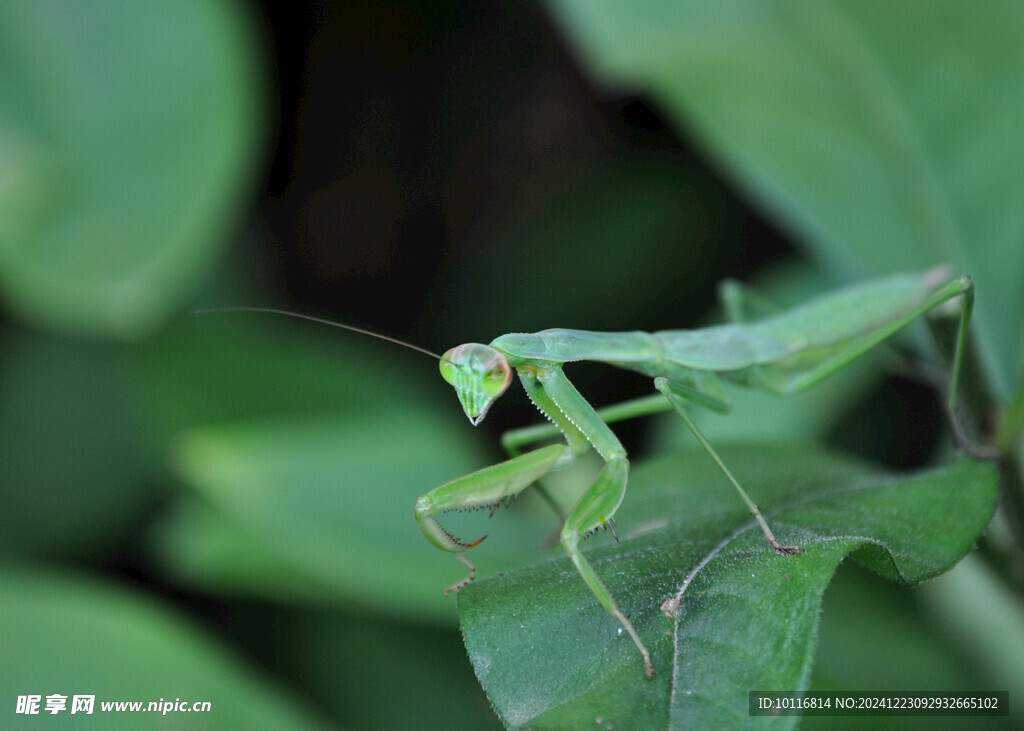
168,412,553,623
150,496,341,604
546,0,1024,401
811,564,993,694
0,328,153,557
0,0,261,337
0,567,324,728
458,445,997,729
276,609,504,730
918,553,1024,713
134,308,446,443
807,558,1024,728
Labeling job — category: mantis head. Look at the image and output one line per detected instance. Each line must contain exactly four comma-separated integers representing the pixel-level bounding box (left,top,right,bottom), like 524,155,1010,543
440,343,513,425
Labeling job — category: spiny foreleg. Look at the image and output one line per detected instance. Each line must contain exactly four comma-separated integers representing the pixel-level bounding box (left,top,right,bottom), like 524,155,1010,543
415,444,567,593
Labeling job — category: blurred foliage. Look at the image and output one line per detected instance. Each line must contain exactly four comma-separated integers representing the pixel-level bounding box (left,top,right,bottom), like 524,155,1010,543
548,0,1024,401
0,0,261,338
0,567,323,728
0,330,148,557
0,1,1021,729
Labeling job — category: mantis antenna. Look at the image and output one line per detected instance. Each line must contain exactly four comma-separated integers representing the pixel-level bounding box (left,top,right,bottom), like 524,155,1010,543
192,307,444,360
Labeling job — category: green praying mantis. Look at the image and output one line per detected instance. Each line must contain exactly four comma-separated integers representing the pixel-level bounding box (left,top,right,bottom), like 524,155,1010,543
417,266,978,679
204,266,978,679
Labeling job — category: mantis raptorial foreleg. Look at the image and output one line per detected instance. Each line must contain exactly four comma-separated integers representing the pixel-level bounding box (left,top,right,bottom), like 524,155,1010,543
415,443,567,589
501,394,672,457
499,392,699,549
520,364,655,676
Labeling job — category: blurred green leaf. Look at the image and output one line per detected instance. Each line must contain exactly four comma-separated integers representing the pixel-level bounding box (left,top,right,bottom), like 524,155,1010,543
0,567,324,728
168,412,554,623
0,0,262,337
446,157,739,335
151,497,340,604
458,445,997,728
812,565,990,692
807,559,1024,730
547,0,1024,401
134,310,447,443
919,553,1024,713
0,328,154,557
277,608,503,730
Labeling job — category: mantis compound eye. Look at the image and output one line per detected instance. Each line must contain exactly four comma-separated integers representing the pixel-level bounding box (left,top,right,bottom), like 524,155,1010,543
439,355,459,386
440,344,512,425
482,361,512,396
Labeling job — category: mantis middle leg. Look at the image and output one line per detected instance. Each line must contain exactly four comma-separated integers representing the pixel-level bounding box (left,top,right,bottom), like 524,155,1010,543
655,377,803,554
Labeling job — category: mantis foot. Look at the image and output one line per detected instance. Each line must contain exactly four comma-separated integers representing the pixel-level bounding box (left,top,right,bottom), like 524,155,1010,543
753,510,804,555
660,596,680,619
771,542,804,556
444,553,476,595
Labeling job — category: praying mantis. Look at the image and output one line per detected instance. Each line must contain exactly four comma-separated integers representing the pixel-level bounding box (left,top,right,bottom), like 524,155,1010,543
202,265,978,679
415,266,976,679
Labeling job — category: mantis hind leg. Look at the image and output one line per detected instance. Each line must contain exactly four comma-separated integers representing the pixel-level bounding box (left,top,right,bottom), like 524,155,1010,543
760,274,994,460
718,277,781,323
655,377,803,555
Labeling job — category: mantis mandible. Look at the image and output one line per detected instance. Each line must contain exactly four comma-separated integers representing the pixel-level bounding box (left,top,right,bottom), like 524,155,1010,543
416,266,976,679
201,266,977,679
